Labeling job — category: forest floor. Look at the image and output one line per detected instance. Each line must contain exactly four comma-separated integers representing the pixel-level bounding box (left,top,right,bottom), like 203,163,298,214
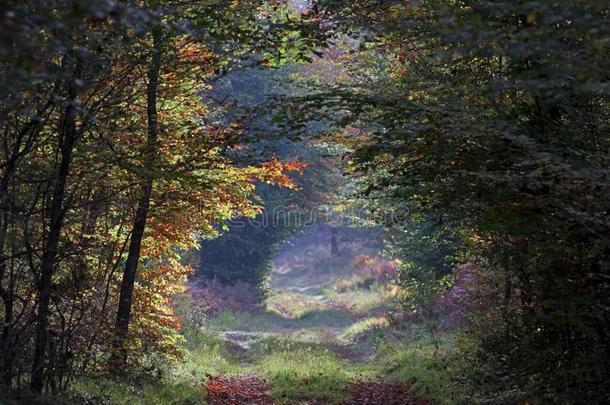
67,238,454,404
176,242,439,404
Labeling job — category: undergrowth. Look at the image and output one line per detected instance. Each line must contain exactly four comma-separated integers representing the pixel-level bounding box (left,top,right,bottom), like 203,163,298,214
258,347,353,403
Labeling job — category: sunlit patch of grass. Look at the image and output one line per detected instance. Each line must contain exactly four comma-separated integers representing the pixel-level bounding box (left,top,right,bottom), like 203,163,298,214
206,307,356,334
174,332,243,380
266,291,327,319
325,284,393,315
206,309,262,330
337,316,391,345
251,333,352,355
252,335,323,355
258,347,353,404
378,334,459,404
289,328,338,343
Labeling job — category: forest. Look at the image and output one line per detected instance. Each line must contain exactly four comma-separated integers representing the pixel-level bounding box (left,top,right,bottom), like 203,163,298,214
0,0,608,404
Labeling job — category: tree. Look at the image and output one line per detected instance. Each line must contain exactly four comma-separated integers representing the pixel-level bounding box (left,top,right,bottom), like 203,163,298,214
111,22,163,370
109,0,324,367
0,0,325,391
283,0,610,401
31,52,82,393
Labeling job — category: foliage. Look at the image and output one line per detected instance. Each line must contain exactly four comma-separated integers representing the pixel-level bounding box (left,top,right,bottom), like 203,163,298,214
0,0,324,393
198,184,294,298
277,0,610,401
3,0,608,402
352,254,399,286
197,52,353,296
204,375,271,404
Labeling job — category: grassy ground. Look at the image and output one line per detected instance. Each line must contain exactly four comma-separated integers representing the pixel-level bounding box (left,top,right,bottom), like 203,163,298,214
68,242,459,404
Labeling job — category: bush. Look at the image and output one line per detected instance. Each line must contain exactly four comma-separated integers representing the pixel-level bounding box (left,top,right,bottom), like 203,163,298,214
352,254,399,285
198,184,305,299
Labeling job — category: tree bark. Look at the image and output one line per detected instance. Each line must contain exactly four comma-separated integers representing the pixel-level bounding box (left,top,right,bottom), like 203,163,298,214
30,66,81,393
1,111,48,386
111,29,162,370
331,227,339,256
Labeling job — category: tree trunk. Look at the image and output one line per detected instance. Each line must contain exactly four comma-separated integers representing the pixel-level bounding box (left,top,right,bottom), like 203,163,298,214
0,211,12,386
331,227,339,256
0,277,13,386
30,67,81,393
111,29,162,370
1,112,46,387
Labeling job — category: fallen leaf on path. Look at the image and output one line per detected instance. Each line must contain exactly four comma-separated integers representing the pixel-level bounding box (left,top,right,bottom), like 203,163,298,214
204,375,272,405
343,381,433,405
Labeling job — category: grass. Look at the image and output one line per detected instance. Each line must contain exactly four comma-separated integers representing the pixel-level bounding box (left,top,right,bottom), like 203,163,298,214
173,309,462,405
207,306,356,334
175,330,357,404
378,333,460,404
258,347,353,403
337,316,391,345
175,332,244,379
266,291,327,319
63,241,461,405
205,308,301,331
324,284,394,315
167,278,402,405
69,333,240,404
172,267,432,404
65,325,465,405
71,377,202,405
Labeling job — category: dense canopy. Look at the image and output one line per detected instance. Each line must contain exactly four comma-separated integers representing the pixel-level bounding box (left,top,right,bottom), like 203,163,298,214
1,1,608,403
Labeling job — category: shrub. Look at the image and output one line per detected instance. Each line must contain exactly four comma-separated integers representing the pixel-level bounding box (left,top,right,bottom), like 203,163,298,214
352,255,399,284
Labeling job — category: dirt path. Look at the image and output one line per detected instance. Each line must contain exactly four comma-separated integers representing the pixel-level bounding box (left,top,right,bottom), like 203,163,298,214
344,381,433,405
201,239,431,404
203,289,429,404
204,376,432,405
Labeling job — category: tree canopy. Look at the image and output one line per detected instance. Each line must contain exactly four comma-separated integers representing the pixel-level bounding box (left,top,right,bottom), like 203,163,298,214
0,0,608,403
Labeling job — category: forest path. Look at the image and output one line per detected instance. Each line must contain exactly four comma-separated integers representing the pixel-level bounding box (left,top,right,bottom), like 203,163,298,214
214,251,369,361
197,241,430,403
204,375,433,404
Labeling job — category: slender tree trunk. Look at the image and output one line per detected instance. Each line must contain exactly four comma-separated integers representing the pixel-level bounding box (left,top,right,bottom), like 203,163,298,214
1,115,46,386
30,67,81,393
0,273,13,386
330,226,339,256
111,30,162,370
0,208,11,386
